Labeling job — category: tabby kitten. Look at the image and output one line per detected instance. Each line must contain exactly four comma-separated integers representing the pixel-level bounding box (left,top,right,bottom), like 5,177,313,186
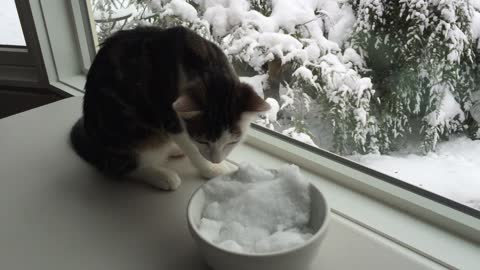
70,26,270,190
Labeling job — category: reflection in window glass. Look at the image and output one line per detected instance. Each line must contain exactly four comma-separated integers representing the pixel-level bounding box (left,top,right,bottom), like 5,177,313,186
89,0,480,212
0,0,26,46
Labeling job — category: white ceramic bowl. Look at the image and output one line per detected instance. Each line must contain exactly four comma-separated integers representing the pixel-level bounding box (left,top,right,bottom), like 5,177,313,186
187,182,330,270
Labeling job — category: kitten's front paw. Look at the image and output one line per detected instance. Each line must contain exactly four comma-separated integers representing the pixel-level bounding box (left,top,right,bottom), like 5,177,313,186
155,173,182,190
200,161,238,179
136,167,182,191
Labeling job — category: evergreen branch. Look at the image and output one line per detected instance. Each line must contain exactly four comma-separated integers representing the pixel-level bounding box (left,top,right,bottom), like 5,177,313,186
296,10,330,27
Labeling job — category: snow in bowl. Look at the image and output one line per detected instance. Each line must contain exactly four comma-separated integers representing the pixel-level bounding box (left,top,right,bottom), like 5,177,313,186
187,163,330,270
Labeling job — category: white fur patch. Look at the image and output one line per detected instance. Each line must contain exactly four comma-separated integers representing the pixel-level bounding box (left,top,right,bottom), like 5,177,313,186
131,141,185,190
136,141,178,168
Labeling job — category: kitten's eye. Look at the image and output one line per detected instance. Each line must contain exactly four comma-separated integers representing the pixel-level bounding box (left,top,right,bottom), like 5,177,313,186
196,140,209,145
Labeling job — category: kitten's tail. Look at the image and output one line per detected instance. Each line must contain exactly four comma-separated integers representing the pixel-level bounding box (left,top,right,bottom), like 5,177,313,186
70,117,103,168
70,118,137,176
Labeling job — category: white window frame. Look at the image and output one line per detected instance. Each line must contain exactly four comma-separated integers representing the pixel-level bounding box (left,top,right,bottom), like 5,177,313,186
23,0,480,268
26,0,96,96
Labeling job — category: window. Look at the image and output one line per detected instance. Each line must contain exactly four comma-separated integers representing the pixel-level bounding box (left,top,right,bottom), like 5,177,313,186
0,0,46,87
85,0,480,215
0,0,26,46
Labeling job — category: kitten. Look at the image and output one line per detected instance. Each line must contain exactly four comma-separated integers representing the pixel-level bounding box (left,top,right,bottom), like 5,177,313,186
70,26,270,190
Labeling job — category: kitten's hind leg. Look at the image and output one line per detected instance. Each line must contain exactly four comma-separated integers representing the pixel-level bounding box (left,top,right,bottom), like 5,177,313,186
131,166,182,190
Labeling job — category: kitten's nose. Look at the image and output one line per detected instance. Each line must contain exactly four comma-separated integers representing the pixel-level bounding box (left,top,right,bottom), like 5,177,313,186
210,152,223,164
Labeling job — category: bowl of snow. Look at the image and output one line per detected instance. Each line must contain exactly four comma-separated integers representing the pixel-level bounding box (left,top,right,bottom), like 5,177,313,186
187,163,330,270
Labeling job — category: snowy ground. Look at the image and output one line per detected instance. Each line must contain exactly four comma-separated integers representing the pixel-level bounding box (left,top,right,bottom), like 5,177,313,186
350,137,480,210
0,0,26,46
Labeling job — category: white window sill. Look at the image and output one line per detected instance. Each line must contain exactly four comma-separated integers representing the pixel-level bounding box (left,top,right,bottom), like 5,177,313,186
49,75,86,97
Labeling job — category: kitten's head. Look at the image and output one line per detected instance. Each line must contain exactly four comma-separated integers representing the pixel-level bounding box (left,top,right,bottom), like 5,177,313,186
173,75,270,163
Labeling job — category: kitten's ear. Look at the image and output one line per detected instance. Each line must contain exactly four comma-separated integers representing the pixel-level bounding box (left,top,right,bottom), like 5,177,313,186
240,83,271,112
172,95,202,119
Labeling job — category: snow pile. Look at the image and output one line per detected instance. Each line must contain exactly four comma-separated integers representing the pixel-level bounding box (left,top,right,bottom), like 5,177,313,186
342,48,365,69
162,0,199,22
240,75,268,98
204,0,350,70
472,0,480,10
350,137,480,210
328,4,356,47
198,163,314,254
223,26,307,71
203,1,249,37
318,54,373,99
264,98,280,122
473,10,480,50
293,66,315,82
282,128,318,147
426,87,464,126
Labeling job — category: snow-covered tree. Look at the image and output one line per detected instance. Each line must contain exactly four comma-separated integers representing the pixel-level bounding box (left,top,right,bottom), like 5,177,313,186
216,1,378,153
89,0,379,154
92,0,152,42
350,0,479,152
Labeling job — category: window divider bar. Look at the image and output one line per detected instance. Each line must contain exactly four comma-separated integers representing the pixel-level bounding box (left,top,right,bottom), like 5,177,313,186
68,0,96,74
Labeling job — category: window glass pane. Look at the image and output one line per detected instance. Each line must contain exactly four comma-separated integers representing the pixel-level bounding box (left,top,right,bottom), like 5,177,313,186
87,0,480,213
0,0,26,46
